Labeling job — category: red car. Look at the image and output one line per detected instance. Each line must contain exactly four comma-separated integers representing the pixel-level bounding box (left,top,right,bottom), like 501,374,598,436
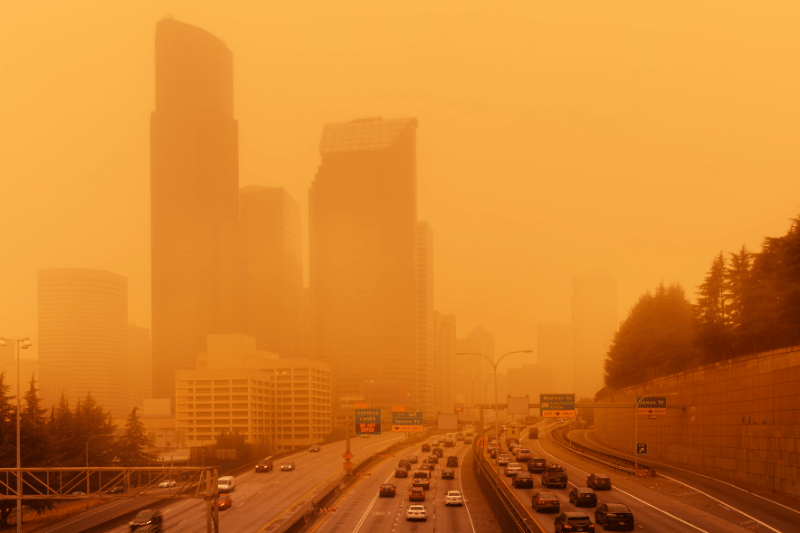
409,487,426,501
215,493,232,510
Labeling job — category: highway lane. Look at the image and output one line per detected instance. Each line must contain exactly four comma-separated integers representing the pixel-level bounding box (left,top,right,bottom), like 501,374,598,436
100,433,407,532
308,436,478,533
572,428,800,533
482,421,797,533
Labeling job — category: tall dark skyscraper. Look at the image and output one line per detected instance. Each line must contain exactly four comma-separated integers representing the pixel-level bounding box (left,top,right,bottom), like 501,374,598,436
310,117,418,409
150,19,240,403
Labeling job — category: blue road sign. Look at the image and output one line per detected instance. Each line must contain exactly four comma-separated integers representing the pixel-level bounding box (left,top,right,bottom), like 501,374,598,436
355,408,382,435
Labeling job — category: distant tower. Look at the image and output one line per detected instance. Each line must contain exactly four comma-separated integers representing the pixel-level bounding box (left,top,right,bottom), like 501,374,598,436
310,117,418,409
38,268,128,417
538,323,574,393
457,327,495,411
128,324,152,411
417,221,435,413
150,19,240,404
434,312,457,413
572,272,617,399
239,185,303,356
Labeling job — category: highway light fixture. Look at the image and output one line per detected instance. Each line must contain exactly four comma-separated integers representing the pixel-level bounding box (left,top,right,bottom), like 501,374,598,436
0,336,32,533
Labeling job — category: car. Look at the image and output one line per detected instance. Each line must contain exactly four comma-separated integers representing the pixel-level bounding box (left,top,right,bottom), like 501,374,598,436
409,487,426,501
157,480,176,488
595,503,634,531
497,453,511,466
516,448,532,462
360,434,370,438
214,493,233,510
466,431,473,436
395,468,409,478
406,455,419,464
412,470,431,490
427,455,439,464
421,462,435,472
527,457,547,473
398,459,411,469
280,461,296,471
456,433,464,441
445,490,464,506
569,487,598,507
532,491,560,513
542,464,568,489
421,443,431,452
406,504,427,521
217,476,235,493
108,486,125,495
505,462,523,477
255,457,274,473
436,437,445,445
512,471,534,488
432,447,444,458
309,445,321,452
555,511,595,532
446,455,459,467
464,437,472,444
587,473,612,490
379,483,397,497
129,508,163,532
441,468,455,479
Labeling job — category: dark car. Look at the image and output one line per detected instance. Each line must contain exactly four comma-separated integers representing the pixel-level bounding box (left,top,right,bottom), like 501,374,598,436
309,445,321,452
255,457,274,473
512,471,534,488
421,462,435,472
398,459,411,469
409,487,426,501
595,503,634,531
464,437,472,444
555,511,595,532
421,443,431,452
527,457,547,473
108,486,125,495
432,447,444,458
587,473,612,490
446,456,459,467
569,487,598,507
441,468,455,479
427,455,439,464
395,468,409,478
407,455,419,464
129,508,163,532
532,491,560,513
280,461,296,471
379,483,397,497
489,448,498,459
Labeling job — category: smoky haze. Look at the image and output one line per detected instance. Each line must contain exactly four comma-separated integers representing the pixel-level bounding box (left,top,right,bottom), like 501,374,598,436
2,1,799,365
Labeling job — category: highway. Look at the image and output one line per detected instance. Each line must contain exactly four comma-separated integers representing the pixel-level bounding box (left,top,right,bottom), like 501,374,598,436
482,420,800,533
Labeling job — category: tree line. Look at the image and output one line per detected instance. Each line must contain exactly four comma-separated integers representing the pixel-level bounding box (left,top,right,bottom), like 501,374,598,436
604,214,800,392
0,372,150,529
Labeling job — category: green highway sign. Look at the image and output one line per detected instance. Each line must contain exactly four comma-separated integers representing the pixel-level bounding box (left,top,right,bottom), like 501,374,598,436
637,397,667,415
540,394,576,418
392,411,423,432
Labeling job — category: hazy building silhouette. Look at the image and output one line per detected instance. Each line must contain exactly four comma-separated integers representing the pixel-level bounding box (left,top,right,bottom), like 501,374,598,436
434,312,458,414
38,268,128,417
457,327,495,413
128,324,152,411
150,19,240,404
239,185,303,356
508,364,553,401
572,272,617,400
537,323,574,394
416,221,435,413
310,117,418,409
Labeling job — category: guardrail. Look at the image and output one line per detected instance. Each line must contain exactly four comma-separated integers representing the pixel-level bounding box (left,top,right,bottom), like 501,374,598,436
551,426,657,478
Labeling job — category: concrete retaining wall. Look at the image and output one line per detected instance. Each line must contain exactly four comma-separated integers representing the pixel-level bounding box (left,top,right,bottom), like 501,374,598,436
594,345,800,497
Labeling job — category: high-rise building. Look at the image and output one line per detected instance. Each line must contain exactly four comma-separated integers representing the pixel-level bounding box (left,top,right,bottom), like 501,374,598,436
239,185,303,357
572,272,617,400
538,323,574,394
38,268,128,417
150,19,240,403
508,364,554,400
457,327,495,411
434,312,457,414
416,222,435,414
128,324,152,412
309,117,418,409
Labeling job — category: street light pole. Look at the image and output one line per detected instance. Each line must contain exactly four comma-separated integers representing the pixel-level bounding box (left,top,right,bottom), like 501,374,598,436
1,337,32,533
457,350,532,487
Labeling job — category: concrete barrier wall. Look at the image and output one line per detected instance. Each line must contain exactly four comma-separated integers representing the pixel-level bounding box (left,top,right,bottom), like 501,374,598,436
594,344,800,497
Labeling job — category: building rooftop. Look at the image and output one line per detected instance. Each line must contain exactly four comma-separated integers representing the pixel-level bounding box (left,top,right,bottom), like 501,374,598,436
319,117,417,154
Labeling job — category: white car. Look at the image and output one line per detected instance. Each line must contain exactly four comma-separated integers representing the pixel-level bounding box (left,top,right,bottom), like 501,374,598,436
406,504,427,521
157,480,176,488
498,453,511,466
445,490,464,506
505,462,522,477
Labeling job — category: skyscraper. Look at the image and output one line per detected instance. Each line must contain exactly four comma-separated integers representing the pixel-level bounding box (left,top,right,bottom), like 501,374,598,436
538,323,574,393
310,117,418,409
38,268,128,417
150,19,240,403
434,312,457,413
239,185,303,356
416,221,435,414
572,271,617,399
128,324,152,411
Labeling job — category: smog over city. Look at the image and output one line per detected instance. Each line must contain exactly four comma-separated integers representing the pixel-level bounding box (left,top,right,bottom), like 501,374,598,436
1,2,800,532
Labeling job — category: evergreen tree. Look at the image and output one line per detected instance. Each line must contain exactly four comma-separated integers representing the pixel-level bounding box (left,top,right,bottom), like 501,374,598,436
17,373,56,519
0,372,15,468
117,407,151,465
695,252,731,361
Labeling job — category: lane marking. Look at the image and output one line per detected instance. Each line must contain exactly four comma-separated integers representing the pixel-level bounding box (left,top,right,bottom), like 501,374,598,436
257,469,340,532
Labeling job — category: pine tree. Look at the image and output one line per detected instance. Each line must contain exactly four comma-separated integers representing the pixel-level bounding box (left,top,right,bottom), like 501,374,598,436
695,252,731,361
18,373,56,517
117,407,151,466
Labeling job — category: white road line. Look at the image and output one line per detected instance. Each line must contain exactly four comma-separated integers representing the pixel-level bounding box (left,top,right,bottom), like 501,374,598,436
457,443,478,533
532,436,713,532
583,429,800,519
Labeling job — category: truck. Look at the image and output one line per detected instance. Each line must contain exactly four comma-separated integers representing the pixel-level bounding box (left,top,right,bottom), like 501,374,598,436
541,464,568,489
528,426,538,439
412,470,431,490
505,426,520,447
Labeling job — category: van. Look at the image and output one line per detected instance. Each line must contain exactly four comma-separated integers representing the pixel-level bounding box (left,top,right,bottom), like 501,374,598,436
218,476,235,493
412,471,431,490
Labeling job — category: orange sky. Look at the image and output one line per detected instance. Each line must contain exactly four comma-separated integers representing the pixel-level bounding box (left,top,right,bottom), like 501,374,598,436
2,1,798,366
